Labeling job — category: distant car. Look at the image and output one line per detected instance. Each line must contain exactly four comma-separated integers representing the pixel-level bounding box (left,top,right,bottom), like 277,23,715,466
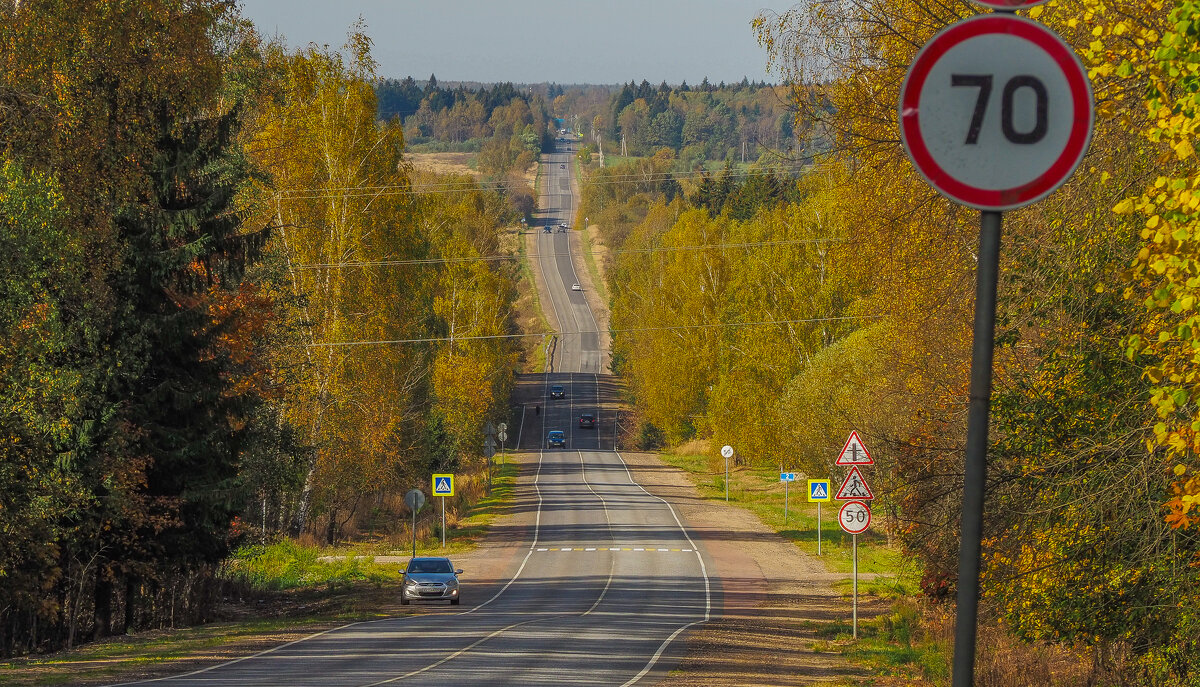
400,557,462,605
547,430,566,448
550,384,565,398
579,414,595,428
544,226,552,233
571,283,581,291
559,222,568,228
560,164,565,169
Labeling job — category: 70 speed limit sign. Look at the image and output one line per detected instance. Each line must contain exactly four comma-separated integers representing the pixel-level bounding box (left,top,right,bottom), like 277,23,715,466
899,15,1093,211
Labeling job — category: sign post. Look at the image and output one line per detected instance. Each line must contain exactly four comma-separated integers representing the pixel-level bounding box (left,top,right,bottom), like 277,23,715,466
779,472,796,521
404,488,426,559
838,500,872,639
807,479,831,555
899,11,1092,685
721,445,734,502
432,474,455,548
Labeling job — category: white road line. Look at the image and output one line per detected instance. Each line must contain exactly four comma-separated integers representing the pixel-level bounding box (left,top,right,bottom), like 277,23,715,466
361,615,564,686
613,449,712,686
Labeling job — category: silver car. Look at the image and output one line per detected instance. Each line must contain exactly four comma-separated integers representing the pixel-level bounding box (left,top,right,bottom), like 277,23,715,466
400,557,463,605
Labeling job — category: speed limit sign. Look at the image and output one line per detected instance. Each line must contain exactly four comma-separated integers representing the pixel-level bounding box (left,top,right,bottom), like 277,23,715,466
839,500,871,535
899,15,1093,210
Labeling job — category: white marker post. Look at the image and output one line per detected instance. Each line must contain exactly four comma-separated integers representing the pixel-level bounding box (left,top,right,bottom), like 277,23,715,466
721,445,734,502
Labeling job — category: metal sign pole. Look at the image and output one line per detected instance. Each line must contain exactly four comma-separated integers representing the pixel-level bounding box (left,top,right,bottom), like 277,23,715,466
784,479,789,522
817,502,822,556
411,507,417,559
853,533,858,639
725,454,729,502
952,210,1002,686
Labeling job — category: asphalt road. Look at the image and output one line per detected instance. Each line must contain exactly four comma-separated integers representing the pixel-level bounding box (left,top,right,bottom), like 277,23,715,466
114,139,713,687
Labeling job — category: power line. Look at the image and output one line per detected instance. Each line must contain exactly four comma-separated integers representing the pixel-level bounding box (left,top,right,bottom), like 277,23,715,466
270,163,813,201
291,238,844,270
303,315,878,348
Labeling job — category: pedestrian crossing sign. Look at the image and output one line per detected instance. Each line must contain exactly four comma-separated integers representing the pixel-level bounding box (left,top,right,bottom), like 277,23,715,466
807,479,831,502
432,473,455,497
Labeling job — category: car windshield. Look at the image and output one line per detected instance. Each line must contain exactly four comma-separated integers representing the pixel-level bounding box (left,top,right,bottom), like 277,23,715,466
551,385,563,392
407,559,453,574
580,415,593,420
549,431,564,439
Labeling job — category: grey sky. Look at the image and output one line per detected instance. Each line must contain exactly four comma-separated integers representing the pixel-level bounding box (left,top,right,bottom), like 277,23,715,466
236,1,798,84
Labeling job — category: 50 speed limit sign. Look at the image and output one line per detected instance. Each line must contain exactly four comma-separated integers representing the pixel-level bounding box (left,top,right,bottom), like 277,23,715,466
839,500,871,535
899,15,1093,211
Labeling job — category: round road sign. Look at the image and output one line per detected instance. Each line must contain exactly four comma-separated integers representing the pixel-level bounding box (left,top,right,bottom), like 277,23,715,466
720,445,734,459
899,15,1093,211
404,488,426,512
497,430,508,443
839,500,872,535
970,0,1050,8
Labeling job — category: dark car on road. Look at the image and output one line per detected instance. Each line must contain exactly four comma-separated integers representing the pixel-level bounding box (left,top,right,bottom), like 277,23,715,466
550,384,565,398
579,414,595,428
547,430,566,448
400,557,462,605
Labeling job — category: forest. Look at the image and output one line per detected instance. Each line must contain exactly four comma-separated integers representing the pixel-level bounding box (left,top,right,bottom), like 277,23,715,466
0,2,522,656
583,0,1200,681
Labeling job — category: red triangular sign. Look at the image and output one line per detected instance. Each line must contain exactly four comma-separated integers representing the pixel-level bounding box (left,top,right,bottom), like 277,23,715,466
836,430,873,465
835,466,874,500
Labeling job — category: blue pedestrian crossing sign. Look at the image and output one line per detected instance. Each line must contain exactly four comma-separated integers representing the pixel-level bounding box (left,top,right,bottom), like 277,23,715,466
432,473,455,497
807,479,831,502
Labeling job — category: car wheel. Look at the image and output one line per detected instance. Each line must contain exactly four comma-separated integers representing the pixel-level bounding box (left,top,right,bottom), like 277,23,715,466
400,588,410,606
450,597,460,605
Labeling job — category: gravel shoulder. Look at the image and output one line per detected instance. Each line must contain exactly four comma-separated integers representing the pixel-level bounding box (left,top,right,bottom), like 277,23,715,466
618,450,876,686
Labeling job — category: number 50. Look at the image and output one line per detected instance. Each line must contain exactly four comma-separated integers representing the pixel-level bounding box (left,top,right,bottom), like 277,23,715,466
951,74,1048,145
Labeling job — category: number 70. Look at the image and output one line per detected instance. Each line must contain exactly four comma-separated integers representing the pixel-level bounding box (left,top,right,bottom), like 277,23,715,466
951,74,1048,145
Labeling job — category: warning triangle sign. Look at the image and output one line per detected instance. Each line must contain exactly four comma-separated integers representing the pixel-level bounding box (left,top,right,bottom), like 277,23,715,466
835,466,874,500
836,430,873,465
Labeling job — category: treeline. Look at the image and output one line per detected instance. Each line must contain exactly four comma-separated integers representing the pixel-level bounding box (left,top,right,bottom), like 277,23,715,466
591,0,1200,680
0,3,517,657
582,78,819,167
376,75,554,175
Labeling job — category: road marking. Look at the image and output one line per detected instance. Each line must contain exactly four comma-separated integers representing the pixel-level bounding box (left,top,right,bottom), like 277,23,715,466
614,449,712,686
585,547,596,551
537,548,547,551
361,615,562,686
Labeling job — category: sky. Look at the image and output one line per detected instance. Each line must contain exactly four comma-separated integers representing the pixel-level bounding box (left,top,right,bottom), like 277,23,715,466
236,0,799,85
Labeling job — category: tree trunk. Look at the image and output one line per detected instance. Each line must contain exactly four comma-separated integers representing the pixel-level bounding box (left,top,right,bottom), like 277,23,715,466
124,575,138,633
292,447,320,536
93,576,112,640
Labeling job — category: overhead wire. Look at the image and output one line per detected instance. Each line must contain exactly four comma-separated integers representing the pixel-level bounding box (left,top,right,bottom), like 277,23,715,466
291,237,845,270
302,315,881,348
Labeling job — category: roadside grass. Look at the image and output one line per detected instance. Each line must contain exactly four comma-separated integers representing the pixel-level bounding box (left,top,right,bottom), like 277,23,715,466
226,461,520,589
515,226,552,373
657,452,913,578
810,599,950,685
0,616,365,687
0,462,521,686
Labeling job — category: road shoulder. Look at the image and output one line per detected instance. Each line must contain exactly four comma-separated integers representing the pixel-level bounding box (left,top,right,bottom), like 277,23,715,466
618,450,869,685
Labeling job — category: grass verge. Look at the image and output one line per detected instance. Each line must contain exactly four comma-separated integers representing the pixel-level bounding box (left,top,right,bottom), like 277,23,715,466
657,452,913,578
0,462,521,686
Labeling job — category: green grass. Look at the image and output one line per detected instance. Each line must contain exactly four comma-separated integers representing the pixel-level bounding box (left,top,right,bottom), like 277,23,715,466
657,452,914,579
0,462,524,685
813,599,951,684
515,222,552,373
0,616,358,686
